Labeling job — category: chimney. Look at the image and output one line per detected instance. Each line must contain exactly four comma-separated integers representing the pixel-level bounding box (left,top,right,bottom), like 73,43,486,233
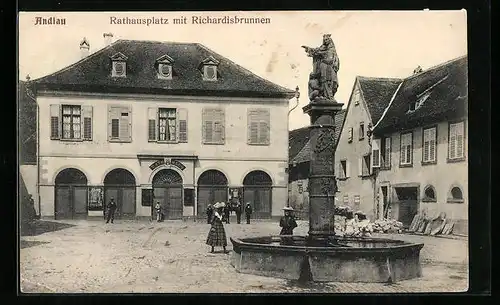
79,37,90,59
103,33,114,46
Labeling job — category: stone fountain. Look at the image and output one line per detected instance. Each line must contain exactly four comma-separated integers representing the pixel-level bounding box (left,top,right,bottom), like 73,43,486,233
230,34,424,283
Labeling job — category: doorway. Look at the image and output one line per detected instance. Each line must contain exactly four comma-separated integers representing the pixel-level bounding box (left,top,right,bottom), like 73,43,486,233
104,169,137,219
197,170,228,217
54,168,88,220
152,169,183,220
243,170,272,219
394,187,419,228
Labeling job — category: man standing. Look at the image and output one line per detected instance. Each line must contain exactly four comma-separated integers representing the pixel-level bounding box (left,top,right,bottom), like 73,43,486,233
106,197,117,224
235,199,242,224
155,201,164,222
224,203,230,224
244,202,253,224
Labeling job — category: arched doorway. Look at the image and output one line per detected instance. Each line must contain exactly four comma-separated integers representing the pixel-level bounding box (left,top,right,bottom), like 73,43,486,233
243,170,272,219
197,170,228,217
152,169,183,220
55,168,88,220
104,169,136,219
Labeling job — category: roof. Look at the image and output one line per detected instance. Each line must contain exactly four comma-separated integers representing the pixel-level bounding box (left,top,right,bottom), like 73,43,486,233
33,39,296,99
357,77,403,124
18,80,37,165
289,109,347,164
374,56,468,134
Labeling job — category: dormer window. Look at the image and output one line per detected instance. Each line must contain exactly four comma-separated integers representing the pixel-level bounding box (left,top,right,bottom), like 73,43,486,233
156,54,174,80
408,91,431,112
201,56,220,81
110,52,128,78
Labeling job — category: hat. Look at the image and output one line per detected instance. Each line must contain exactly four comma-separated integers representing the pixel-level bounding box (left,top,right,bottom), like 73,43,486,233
246,202,251,206
283,206,294,211
213,202,226,209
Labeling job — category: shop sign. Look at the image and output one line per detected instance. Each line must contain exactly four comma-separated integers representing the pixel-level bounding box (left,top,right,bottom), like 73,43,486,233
149,158,186,171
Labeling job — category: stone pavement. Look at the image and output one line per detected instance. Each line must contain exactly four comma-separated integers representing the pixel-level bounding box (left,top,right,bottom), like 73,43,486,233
19,219,468,293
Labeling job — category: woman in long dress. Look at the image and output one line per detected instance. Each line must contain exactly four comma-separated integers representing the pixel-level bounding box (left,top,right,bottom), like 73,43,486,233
206,202,228,253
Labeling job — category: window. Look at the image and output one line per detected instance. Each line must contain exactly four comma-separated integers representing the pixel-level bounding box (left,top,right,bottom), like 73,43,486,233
372,139,381,168
448,121,465,160
108,106,132,142
156,54,175,80
159,108,177,141
353,89,360,106
381,136,391,169
400,132,413,166
50,104,92,141
62,105,81,139
148,107,188,143
358,155,371,177
338,160,348,179
110,52,128,78
348,127,353,143
359,122,365,140
354,195,360,208
423,127,437,163
248,109,270,145
448,186,464,203
343,195,349,205
202,108,225,144
202,56,220,81
423,185,437,202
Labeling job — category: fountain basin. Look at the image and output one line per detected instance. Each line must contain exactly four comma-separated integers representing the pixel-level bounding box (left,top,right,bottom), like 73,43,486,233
230,235,424,283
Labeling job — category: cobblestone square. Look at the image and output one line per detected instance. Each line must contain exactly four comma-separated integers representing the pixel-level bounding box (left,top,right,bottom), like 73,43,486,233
20,219,468,293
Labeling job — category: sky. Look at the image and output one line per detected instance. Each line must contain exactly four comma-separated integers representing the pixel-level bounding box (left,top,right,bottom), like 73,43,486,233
18,11,467,130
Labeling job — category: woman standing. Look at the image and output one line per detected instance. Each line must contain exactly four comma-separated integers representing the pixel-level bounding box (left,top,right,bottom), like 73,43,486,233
206,202,228,253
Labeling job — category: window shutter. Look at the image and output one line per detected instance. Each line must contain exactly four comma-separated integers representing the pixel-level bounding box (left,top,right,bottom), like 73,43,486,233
248,110,259,144
262,109,270,144
202,108,213,144
430,128,436,161
372,139,381,168
337,163,343,179
456,122,464,158
127,106,132,142
348,127,353,142
108,106,114,140
385,137,391,167
50,104,61,139
117,107,131,141
400,135,406,164
178,108,188,143
449,124,457,159
423,129,430,162
148,107,157,141
213,109,225,143
346,160,350,178
82,105,93,140
358,157,363,176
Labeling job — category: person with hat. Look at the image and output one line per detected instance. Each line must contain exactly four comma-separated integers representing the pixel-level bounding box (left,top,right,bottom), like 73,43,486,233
223,202,230,224
206,202,228,253
244,202,253,224
234,198,242,224
106,197,117,224
155,201,164,222
279,206,298,236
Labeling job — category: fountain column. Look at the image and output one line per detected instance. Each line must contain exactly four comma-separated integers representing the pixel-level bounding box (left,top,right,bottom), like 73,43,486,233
303,100,343,240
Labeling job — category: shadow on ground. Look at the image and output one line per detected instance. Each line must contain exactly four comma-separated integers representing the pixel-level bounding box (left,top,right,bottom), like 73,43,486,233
20,240,50,249
20,220,76,237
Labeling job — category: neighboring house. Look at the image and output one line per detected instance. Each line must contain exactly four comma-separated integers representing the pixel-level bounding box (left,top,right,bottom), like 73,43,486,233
288,109,346,217
19,79,39,214
335,76,403,220
372,56,468,235
31,37,295,220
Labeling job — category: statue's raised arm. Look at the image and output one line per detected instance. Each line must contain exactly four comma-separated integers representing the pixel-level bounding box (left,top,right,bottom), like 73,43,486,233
302,34,340,102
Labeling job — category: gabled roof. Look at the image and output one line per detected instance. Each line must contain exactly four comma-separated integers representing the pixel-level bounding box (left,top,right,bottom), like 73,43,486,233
33,39,295,99
374,56,468,134
289,109,347,164
357,77,403,124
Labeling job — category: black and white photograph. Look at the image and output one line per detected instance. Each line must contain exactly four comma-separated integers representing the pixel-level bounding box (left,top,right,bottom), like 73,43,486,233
18,11,469,293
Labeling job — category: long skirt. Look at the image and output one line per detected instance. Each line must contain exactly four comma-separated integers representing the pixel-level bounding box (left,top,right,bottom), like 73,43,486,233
206,221,227,247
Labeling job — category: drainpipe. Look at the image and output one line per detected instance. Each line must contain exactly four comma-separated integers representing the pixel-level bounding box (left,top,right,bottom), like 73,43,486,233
367,123,379,220
287,86,300,208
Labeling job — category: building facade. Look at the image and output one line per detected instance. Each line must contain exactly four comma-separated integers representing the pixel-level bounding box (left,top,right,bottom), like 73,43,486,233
31,38,295,220
372,56,468,235
334,76,402,220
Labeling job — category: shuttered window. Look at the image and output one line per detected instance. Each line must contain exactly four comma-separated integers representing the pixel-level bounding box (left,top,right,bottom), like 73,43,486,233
247,109,270,145
148,107,187,143
348,127,353,143
449,122,465,160
400,132,413,165
50,104,60,139
202,108,225,144
423,127,437,163
382,137,391,168
108,105,132,142
50,104,92,141
338,160,347,179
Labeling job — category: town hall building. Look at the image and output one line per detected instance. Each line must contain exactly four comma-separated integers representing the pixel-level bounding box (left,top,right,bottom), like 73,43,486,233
29,36,295,220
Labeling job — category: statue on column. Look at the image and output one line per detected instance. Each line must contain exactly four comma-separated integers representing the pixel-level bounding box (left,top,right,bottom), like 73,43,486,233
302,34,340,102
